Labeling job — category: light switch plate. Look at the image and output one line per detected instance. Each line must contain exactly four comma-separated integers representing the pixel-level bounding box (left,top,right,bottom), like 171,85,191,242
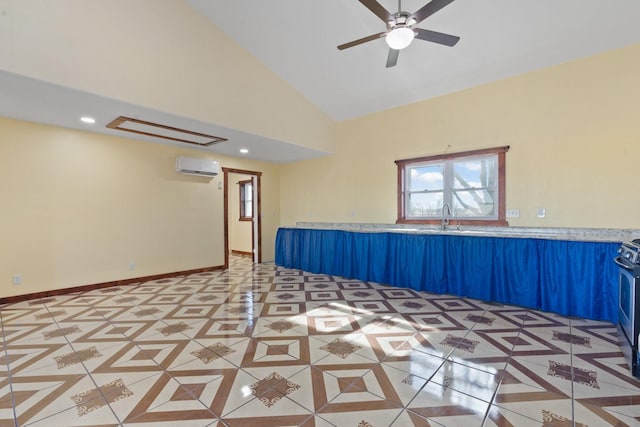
506,209,520,218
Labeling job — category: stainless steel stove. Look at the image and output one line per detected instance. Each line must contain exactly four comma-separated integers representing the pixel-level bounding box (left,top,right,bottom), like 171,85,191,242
615,239,640,379
618,239,640,266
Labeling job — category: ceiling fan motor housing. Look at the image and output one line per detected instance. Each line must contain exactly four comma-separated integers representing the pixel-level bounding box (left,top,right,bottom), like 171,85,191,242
387,11,417,31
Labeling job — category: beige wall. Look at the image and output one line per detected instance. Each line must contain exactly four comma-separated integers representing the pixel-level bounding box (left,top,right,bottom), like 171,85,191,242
229,173,253,254
2,4,639,300
281,43,640,229
0,117,280,298
0,0,335,154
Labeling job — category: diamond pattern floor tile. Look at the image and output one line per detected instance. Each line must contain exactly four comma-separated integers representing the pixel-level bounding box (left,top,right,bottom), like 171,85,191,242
1,254,638,426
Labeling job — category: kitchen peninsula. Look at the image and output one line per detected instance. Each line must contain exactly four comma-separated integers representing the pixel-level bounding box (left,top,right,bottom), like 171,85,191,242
275,223,640,323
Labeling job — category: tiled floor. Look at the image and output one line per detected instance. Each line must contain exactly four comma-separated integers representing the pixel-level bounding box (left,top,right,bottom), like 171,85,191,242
1,255,639,426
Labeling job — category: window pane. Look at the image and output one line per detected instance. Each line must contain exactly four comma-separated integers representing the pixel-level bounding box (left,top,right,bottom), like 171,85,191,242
240,181,253,219
397,147,507,224
451,156,497,218
245,183,253,217
408,192,443,217
409,164,443,192
453,157,496,190
452,189,495,217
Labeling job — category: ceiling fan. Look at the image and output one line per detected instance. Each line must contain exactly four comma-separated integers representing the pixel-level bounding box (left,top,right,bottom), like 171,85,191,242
337,0,460,68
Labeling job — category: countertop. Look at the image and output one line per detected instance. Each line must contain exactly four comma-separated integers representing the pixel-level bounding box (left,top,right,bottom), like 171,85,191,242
292,222,640,243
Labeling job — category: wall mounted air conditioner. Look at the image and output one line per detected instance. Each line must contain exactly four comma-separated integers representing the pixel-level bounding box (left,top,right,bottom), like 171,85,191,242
175,156,219,177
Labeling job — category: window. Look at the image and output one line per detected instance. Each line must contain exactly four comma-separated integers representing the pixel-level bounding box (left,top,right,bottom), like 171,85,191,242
396,146,509,226
239,179,253,221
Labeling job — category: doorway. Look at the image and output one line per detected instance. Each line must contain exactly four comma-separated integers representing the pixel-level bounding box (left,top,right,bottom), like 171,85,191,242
223,167,262,266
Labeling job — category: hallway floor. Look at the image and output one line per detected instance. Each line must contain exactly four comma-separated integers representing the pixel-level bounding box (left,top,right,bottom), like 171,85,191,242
1,255,639,426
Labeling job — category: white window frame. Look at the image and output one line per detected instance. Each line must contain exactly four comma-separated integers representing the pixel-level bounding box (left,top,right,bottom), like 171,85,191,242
396,146,509,226
239,179,253,221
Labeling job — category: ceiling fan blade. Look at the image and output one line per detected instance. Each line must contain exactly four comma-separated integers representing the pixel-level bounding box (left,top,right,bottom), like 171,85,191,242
337,32,386,50
358,0,392,22
414,28,460,46
386,49,399,68
412,0,455,24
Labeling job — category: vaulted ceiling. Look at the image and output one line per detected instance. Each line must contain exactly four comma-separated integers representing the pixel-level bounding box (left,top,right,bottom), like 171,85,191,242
1,0,639,163
191,0,640,121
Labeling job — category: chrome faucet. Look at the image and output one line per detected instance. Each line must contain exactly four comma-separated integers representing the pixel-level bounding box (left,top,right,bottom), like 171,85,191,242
442,203,452,230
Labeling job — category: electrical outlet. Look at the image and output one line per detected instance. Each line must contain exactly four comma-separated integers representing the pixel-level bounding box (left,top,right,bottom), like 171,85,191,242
506,209,520,218
13,274,22,285
537,208,546,218
129,261,136,271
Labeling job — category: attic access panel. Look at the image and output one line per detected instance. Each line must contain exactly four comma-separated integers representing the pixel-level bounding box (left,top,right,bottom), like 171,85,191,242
106,116,227,146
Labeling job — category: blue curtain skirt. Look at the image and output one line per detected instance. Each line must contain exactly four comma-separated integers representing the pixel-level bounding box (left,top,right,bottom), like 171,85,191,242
275,228,619,323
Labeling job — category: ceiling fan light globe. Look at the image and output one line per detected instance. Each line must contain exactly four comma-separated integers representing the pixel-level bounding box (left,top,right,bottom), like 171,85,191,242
385,27,415,50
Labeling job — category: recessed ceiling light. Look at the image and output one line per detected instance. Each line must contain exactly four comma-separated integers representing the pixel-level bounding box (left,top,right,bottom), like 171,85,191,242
240,148,249,154
80,116,96,124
